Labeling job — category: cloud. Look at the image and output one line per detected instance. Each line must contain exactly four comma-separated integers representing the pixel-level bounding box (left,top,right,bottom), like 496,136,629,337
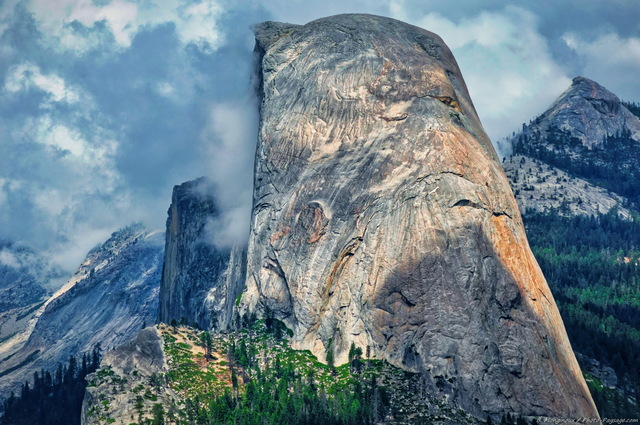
200,97,258,249
0,249,20,268
562,32,640,101
24,0,227,52
28,0,137,47
4,63,82,104
174,1,224,51
0,0,266,270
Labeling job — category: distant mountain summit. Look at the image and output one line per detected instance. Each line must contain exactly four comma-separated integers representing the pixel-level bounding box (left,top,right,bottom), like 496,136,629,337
529,76,640,149
505,76,640,213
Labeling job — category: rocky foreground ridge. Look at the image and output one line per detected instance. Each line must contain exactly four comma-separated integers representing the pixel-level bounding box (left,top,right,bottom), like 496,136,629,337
237,14,598,420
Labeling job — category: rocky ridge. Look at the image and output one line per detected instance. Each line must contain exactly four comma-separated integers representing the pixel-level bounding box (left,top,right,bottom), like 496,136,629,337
81,327,171,425
0,224,163,398
240,14,598,420
524,76,640,149
82,323,484,425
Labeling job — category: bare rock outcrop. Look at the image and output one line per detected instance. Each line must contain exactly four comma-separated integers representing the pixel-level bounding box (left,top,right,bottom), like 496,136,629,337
81,327,171,425
523,76,640,150
241,14,598,420
159,178,245,331
503,155,630,218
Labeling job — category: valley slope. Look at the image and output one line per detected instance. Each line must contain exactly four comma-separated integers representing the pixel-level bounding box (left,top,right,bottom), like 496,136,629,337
0,224,163,398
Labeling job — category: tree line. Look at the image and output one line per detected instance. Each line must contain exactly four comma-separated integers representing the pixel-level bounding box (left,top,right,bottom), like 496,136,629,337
523,210,640,418
0,344,101,425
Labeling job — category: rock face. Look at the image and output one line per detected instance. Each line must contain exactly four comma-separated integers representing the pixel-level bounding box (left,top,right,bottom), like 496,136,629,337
522,76,640,149
82,327,170,425
503,154,630,218
0,224,162,398
158,178,246,331
242,14,598,419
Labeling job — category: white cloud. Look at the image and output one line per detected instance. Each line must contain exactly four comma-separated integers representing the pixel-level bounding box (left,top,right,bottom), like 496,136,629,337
38,121,87,156
5,63,82,104
201,97,258,249
27,0,138,47
24,0,225,52
562,32,640,99
31,116,118,170
563,32,640,68
47,224,115,271
0,249,20,268
175,1,223,51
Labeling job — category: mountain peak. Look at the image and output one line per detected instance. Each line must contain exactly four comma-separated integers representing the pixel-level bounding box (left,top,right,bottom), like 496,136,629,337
523,76,640,148
510,75,640,209
565,75,620,106
244,14,598,420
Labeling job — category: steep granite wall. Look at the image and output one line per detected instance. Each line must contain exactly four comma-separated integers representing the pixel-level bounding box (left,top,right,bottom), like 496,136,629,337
159,178,245,330
241,14,598,420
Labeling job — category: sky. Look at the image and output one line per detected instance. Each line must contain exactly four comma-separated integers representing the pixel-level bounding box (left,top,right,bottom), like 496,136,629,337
0,0,639,271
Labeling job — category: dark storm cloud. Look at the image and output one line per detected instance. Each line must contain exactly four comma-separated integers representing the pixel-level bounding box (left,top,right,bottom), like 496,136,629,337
0,0,269,268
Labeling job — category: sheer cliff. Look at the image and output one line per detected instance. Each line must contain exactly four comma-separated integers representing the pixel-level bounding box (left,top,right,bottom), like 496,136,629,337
158,178,245,331
240,14,598,420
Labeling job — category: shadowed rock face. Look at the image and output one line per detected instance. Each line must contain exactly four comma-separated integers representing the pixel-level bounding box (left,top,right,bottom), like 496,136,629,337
242,14,598,419
159,178,245,331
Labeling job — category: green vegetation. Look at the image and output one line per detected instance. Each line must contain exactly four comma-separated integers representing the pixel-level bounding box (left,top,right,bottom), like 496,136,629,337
523,210,640,418
622,101,640,118
146,322,479,425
